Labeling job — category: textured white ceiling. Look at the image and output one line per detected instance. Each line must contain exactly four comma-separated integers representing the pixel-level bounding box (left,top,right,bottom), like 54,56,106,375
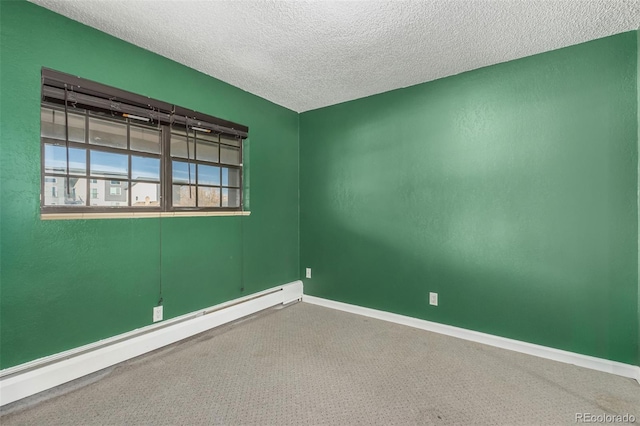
28,0,640,112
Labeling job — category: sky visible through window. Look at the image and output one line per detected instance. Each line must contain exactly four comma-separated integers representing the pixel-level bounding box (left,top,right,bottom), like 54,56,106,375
44,145,160,181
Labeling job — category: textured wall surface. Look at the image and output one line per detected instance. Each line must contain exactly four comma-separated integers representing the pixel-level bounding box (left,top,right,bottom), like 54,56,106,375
0,0,299,369
28,0,640,112
300,32,639,365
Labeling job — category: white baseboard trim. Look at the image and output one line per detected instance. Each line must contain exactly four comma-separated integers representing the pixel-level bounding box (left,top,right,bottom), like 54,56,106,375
0,281,303,407
303,295,640,384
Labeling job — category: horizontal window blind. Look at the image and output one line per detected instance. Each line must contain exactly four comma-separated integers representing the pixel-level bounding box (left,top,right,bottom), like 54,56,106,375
40,68,248,214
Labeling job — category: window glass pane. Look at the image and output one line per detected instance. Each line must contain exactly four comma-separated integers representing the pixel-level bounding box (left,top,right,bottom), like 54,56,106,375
132,182,160,207
172,161,195,184
198,187,220,207
172,185,196,207
41,107,85,143
89,117,127,149
221,168,240,187
198,164,220,186
220,145,240,165
196,140,219,162
90,150,128,179
171,133,195,159
222,188,240,208
220,135,241,147
44,144,86,175
131,156,160,181
130,126,160,154
43,177,86,206
89,179,129,206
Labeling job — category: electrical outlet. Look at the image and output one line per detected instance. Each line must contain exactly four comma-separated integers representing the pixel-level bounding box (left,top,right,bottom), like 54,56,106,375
153,305,163,322
305,268,312,279
429,292,438,306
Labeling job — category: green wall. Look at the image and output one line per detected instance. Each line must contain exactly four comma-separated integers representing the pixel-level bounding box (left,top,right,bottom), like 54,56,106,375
300,32,639,365
0,1,299,369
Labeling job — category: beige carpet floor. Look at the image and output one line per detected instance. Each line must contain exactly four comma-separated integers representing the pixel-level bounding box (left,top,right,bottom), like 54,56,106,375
1,302,638,425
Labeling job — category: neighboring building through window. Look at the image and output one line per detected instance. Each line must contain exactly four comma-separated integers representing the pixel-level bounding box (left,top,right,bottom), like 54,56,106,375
40,68,248,214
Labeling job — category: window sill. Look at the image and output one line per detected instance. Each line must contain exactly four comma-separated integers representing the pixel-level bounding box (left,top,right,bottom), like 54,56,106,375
40,211,251,221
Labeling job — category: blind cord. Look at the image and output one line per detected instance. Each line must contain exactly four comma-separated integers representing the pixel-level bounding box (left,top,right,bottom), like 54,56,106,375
63,84,70,195
158,215,163,306
240,136,245,293
158,108,164,307
185,124,192,198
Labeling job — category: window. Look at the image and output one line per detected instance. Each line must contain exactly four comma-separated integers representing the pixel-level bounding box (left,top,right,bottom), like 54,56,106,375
40,68,248,214
170,133,242,208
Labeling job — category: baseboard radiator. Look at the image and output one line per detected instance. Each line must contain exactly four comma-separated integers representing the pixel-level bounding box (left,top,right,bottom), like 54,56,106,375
0,281,303,407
